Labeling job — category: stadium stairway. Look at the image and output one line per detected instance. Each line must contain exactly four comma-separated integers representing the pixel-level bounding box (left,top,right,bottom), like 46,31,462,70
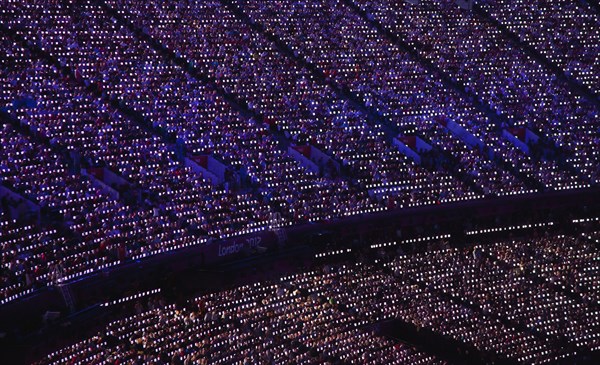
473,2,600,106
478,250,600,363
0,24,209,234
0,112,67,223
220,0,397,137
221,0,405,183
96,0,309,199
396,263,587,363
341,0,510,132
342,0,594,188
377,319,516,365
222,0,530,197
95,0,364,205
0,23,174,145
95,0,260,126
470,2,600,183
485,248,600,319
97,0,480,204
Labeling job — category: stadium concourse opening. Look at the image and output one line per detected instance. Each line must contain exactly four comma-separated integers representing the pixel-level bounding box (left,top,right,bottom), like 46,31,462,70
1,0,599,363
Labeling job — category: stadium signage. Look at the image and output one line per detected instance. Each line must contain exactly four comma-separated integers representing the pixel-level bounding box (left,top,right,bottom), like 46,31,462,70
217,236,262,257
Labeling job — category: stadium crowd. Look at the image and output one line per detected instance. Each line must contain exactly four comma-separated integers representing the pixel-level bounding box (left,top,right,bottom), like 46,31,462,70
479,0,600,95
105,0,482,205
34,232,600,364
349,0,600,185
0,0,598,308
235,0,598,188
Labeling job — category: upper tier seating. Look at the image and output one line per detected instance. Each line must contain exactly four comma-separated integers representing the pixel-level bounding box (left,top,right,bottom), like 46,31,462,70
0,0,598,306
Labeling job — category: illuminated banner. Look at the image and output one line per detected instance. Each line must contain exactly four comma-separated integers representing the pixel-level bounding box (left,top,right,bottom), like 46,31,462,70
206,231,278,259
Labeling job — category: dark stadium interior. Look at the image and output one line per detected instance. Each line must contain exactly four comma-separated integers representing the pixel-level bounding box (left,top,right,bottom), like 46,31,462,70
0,0,599,364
